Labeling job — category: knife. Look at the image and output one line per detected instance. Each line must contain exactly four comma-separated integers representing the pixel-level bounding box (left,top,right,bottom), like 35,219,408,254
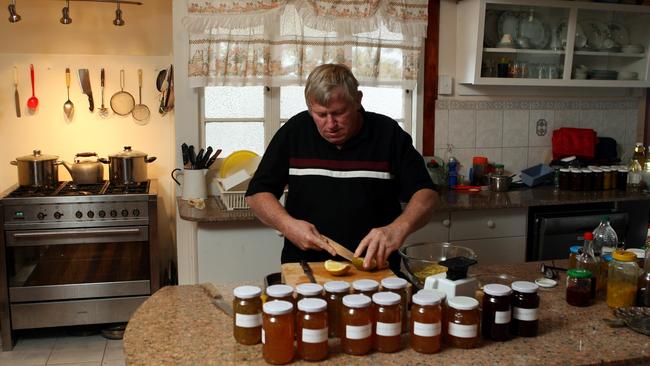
205,149,222,169
300,260,317,283
13,66,20,118
195,148,205,169
320,234,380,270
200,146,213,169
188,145,196,169
211,297,234,318
181,143,190,168
78,69,94,111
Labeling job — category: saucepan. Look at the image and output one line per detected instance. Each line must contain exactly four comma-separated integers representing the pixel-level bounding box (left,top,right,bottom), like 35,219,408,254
489,175,512,192
10,149,60,188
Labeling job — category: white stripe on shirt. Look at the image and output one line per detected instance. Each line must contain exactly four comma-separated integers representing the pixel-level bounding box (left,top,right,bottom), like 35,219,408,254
289,168,393,180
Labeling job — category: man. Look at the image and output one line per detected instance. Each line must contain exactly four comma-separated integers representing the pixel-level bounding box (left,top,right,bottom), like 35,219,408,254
245,63,437,271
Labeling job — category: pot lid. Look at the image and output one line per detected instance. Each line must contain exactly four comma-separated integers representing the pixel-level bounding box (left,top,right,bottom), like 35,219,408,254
16,149,59,162
109,146,148,158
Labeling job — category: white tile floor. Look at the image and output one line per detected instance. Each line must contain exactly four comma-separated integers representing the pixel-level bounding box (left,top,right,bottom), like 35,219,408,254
0,329,125,366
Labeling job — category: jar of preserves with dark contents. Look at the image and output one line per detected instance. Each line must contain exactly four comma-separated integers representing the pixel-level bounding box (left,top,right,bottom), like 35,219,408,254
582,169,593,191
296,283,323,301
233,285,263,345
262,300,295,365
592,168,604,190
447,296,480,349
297,298,328,362
410,291,442,354
481,284,512,341
559,168,571,190
617,169,628,191
352,279,379,298
510,281,540,337
341,294,373,355
570,168,583,191
323,281,350,338
381,277,409,333
566,269,592,307
372,292,402,353
602,167,613,190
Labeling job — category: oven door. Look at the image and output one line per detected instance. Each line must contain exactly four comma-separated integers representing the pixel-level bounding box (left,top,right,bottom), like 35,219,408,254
5,226,150,302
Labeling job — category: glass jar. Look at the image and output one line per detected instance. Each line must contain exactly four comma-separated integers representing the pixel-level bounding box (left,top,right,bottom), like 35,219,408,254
592,168,604,191
566,269,592,307
417,289,447,344
352,279,379,298
637,246,650,307
510,281,540,337
559,168,571,190
494,164,505,176
607,250,640,308
447,296,480,349
568,245,582,270
599,253,612,300
262,300,295,365
570,168,583,191
372,292,402,353
233,285,263,345
481,284,512,341
296,283,323,301
602,168,613,190
323,281,350,338
266,284,294,303
471,156,489,186
581,169,593,191
297,298,328,362
616,168,628,191
341,294,373,355
410,291,442,354
381,277,409,333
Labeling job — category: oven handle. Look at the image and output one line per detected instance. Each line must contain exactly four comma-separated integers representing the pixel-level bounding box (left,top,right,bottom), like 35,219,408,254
12,228,143,239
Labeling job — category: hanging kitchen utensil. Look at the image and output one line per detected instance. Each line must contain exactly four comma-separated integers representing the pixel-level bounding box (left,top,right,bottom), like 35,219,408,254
78,68,94,112
158,68,169,115
110,69,135,116
63,68,74,120
132,69,150,124
99,68,109,117
26,64,38,111
13,66,21,118
164,64,174,112
156,68,167,92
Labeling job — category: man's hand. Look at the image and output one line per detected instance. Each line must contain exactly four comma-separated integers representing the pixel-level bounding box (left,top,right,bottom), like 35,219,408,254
283,219,336,256
354,225,406,270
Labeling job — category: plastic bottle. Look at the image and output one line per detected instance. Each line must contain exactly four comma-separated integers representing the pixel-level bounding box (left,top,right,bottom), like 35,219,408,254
576,232,600,300
592,216,619,256
448,156,459,188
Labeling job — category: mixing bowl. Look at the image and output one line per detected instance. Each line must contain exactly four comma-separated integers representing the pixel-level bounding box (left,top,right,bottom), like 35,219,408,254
398,242,478,289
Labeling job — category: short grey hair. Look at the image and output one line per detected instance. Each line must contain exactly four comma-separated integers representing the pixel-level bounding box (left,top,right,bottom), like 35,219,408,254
304,64,359,107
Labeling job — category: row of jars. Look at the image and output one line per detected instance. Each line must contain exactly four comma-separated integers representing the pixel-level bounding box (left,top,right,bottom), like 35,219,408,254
558,166,628,191
232,278,540,364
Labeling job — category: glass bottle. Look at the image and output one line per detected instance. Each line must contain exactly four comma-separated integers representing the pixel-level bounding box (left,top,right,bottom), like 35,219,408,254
607,250,640,308
372,292,402,353
633,142,646,166
296,298,328,362
637,246,650,307
481,284,512,342
566,269,592,307
576,232,600,300
380,277,408,333
643,161,650,190
410,291,442,354
341,294,373,355
592,216,619,256
233,285,263,345
323,281,350,338
262,300,295,365
447,296,480,349
628,158,643,192
510,281,540,337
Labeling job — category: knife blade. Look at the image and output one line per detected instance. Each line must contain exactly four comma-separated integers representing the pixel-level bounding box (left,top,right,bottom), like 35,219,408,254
320,235,356,262
78,69,94,111
13,66,21,118
211,297,234,318
300,260,317,283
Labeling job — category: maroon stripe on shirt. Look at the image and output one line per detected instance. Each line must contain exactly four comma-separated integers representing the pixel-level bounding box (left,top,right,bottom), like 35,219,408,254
290,158,390,172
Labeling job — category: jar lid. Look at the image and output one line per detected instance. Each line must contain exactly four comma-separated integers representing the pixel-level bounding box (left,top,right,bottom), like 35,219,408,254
266,284,293,298
570,168,582,173
569,245,582,254
603,253,613,262
416,289,447,301
352,279,379,292
263,300,293,315
472,156,488,164
483,284,512,296
618,168,629,172
584,232,593,240
296,283,323,296
412,291,441,306
494,163,504,169
323,280,350,293
447,296,479,310
297,298,327,313
560,168,570,172
372,291,401,306
16,149,59,162
381,277,408,290
612,250,636,262
581,169,592,173
511,281,539,294
627,248,645,259
233,285,262,299
342,294,371,308
591,168,602,172
601,167,611,172
567,268,592,279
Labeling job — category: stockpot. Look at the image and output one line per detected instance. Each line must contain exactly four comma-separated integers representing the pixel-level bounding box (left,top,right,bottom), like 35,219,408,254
99,146,156,185
10,150,60,188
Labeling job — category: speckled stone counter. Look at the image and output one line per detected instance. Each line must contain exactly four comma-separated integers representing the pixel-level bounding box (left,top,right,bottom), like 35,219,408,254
124,261,650,365
177,196,257,222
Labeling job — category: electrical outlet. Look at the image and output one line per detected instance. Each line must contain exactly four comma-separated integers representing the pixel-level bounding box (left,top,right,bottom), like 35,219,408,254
536,119,548,136
438,75,453,95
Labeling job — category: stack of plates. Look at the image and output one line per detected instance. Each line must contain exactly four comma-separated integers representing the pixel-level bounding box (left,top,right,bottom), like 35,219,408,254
617,71,639,80
622,44,645,54
589,69,618,80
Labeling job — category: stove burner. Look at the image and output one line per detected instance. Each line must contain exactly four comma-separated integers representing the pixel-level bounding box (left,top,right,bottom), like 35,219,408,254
4,180,150,198
59,182,108,196
6,184,61,198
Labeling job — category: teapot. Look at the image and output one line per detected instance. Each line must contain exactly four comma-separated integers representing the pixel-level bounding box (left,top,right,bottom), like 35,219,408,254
62,152,104,184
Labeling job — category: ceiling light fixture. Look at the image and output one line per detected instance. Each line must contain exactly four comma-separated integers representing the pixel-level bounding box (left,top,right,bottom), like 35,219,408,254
113,0,124,26
8,0,20,23
60,0,72,24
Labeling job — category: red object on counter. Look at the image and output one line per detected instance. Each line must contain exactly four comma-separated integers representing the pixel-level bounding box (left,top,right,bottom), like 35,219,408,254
452,185,482,192
552,128,597,160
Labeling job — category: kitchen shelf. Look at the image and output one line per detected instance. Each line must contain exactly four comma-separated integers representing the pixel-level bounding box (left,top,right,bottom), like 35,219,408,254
574,51,646,58
484,48,566,55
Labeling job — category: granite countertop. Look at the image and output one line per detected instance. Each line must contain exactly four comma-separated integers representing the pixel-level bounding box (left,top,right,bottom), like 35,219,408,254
124,261,650,365
177,187,650,222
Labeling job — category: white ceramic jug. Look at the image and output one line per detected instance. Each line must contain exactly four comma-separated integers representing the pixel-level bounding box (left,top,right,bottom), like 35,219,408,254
172,168,208,200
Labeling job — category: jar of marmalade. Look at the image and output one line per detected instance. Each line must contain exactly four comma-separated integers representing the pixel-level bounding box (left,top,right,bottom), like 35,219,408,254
566,269,592,307
297,298,328,362
510,281,539,337
381,277,409,333
233,285,263,345
372,292,402,353
296,283,323,301
262,300,295,365
352,279,379,297
324,281,349,338
410,291,442,354
266,284,294,303
341,294,373,355
482,284,512,341
417,289,447,343
447,296,480,349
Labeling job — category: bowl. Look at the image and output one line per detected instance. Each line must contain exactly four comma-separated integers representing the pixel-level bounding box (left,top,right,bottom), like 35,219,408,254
398,242,478,289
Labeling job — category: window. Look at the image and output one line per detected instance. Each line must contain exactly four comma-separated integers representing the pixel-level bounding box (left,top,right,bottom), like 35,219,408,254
202,86,414,157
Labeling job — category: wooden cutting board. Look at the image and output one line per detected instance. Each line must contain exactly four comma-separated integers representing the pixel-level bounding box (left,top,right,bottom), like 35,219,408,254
281,262,399,287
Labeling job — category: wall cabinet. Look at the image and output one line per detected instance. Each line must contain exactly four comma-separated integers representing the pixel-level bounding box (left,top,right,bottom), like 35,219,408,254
457,0,650,87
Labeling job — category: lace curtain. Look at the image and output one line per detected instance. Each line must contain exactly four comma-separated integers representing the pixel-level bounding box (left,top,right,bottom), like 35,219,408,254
183,0,428,88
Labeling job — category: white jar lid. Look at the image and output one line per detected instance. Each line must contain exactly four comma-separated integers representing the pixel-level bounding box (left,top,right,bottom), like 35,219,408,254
372,291,401,306
381,277,408,290
266,284,293,298
618,168,629,172
511,281,539,294
591,168,602,172
560,168,570,172
324,280,350,293
352,279,379,292
417,288,447,301
581,169,592,174
233,285,262,299
296,283,323,296
483,284,512,296
447,296,479,310
412,291,441,306
263,300,293,315
298,298,327,313
342,294,371,308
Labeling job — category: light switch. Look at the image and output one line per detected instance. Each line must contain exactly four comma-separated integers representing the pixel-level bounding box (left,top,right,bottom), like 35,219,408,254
438,74,453,95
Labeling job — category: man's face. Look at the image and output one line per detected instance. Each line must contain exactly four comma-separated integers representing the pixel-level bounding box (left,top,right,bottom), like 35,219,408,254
308,88,362,147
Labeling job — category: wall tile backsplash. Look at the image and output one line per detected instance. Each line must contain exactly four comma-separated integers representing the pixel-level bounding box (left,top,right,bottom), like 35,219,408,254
434,98,640,177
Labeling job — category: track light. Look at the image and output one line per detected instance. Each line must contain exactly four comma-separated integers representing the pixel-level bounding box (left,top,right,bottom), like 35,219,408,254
60,0,71,24
8,0,20,23
113,0,124,26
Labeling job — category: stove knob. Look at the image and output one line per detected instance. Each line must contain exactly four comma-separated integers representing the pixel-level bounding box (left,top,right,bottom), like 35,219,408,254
98,210,106,218
132,209,140,217
110,210,117,218
54,212,63,220
87,211,95,218
121,209,129,217
37,212,46,220
75,211,83,219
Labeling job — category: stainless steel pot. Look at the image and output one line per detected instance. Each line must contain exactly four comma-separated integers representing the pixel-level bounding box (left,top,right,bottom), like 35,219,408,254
10,150,60,188
489,175,512,192
99,146,156,185
62,152,104,185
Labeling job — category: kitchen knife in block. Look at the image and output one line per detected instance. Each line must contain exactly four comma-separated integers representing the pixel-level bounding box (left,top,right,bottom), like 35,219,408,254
320,235,378,270
78,69,94,111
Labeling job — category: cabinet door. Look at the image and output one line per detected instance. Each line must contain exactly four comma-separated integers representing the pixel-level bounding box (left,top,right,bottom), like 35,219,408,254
405,211,450,245
450,208,527,241
454,237,526,265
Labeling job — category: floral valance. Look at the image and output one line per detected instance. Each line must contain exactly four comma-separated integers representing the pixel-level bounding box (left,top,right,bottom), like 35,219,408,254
184,0,429,88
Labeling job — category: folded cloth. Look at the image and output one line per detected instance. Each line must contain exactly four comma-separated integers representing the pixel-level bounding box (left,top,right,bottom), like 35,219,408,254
552,128,597,160
188,198,205,209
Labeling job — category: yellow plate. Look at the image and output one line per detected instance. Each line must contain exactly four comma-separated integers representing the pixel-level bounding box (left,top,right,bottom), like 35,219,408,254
219,150,260,178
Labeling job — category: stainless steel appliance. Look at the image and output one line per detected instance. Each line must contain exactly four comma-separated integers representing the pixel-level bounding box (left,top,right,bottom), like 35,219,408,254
0,180,165,351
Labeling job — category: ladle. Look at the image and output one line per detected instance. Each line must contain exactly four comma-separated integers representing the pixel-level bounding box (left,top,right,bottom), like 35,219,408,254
99,68,109,117
63,68,74,119
27,64,39,111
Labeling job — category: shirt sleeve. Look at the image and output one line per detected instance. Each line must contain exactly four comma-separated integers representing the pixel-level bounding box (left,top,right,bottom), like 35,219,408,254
393,127,436,202
245,124,290,199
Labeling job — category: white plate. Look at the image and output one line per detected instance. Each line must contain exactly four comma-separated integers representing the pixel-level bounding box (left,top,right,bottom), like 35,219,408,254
498,11,520,41
518,15,549,49
484,9,499,47
556,22,587,49
581,20,611,50
608,22,629,47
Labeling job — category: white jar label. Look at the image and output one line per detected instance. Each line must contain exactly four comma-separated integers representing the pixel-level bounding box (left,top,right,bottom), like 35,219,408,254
346,324,371,340
495,310,511,324
513,307,539,321
261,329,265,344
448,323,478,338
302,328,328,343
235,313,262,328
413,321,441,337
376,321,401,337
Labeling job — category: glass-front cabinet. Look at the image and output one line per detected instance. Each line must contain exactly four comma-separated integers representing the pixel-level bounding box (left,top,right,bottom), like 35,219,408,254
457,0,650,87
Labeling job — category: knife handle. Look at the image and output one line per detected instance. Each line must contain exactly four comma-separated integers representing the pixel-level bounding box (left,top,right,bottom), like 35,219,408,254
87,95,94,111
65,68,70,88
101,68,105,87
13,66,18,86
